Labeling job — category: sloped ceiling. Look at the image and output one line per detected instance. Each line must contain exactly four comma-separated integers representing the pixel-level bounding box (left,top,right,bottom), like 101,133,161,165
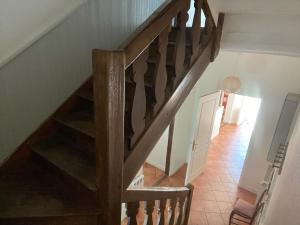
210,0,300,57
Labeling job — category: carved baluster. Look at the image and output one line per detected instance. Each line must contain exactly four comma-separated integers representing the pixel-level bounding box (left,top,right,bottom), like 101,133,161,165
158,199,167,225
171,7,189,90
205,15,214,37
168,198,177,225
210,13,225,62
145,200,155,225
130,49,149,147
175,197,186,225
203,1,214,38
183,184,194,225
127,202,140,225
153,24,171,114
190,0,203,64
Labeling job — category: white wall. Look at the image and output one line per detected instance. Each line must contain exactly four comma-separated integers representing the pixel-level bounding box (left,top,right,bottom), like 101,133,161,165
172,51,300,193
0,0,167,164
263,109,300,225
146,127,169,171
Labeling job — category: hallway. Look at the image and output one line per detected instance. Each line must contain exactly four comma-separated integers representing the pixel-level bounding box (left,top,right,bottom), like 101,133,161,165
189,123,256,225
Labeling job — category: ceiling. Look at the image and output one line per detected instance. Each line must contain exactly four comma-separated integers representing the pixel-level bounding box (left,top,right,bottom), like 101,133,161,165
212,0,300,15
209,0,300,57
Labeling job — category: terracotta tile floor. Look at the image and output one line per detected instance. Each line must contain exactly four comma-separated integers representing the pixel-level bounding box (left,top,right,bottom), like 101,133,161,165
189,123,257,225
143,163,165,186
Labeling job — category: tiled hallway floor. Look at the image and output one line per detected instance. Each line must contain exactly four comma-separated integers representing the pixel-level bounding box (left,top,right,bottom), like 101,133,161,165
189,123,257,225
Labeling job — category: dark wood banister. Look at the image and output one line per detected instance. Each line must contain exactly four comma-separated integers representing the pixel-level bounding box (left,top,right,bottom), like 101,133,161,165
123,184,194,225
92,0,224,223
123,186,190,202
123,40,213,188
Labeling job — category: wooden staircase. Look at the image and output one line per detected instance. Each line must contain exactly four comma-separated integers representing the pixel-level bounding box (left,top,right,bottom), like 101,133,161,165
0,0,224,224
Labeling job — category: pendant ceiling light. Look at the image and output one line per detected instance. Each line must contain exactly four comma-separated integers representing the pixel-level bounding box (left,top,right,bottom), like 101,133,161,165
222,76,241,93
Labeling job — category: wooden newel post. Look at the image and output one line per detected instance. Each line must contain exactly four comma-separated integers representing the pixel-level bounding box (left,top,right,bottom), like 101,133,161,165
92,49,125,225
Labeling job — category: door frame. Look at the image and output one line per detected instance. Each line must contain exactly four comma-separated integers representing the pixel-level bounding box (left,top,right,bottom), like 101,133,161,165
185,91,221,184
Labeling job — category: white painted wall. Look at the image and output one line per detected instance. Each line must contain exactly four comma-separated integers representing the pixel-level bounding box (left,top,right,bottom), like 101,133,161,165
0,0,167,164
172,51,300,193
263,109,300,225
146,127,169,171
0,0,87,68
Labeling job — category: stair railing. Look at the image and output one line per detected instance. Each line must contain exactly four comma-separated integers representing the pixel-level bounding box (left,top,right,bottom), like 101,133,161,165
92,0,224,224
122,184,194,225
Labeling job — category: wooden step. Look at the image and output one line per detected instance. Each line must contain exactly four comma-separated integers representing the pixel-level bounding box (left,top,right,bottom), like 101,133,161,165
55,112,95,138
57,126,95,158
32,138,97,192
77,89,94,102
2,215,98,225
0,160,100,220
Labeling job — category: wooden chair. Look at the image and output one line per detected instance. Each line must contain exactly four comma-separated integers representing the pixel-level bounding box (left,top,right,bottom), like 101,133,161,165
229,189,267,225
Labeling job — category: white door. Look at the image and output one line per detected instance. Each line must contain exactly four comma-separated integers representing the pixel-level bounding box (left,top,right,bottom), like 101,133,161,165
187,91,221,182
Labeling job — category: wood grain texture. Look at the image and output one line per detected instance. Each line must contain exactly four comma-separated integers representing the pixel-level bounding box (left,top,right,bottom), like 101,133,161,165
129,49,149,147
145,200,155,225
158,199,167,225
210,13,225,62
182,184,194,225
153,24,171,114
123,186,189,202
123,185,193,225
123,39,213,188
168,198,177,225
203,0,215,37
190,0,203,64
120,0,189,68
171,6,189,90
92,50,125,225
0,158,100,220
126,202,139,225
176,196,185,225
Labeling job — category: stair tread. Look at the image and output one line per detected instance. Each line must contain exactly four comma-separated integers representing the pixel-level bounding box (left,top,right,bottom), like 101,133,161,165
32,138,97,192
55,112,95,138
0,160,100,219
77,90,94,102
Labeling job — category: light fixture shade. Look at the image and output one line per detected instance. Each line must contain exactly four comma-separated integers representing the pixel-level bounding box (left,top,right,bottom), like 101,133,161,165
222,76,241,93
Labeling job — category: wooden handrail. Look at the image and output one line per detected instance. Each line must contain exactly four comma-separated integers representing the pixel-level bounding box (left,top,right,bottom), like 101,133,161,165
92,0,223,223
119,0,189,68
123,186,190,202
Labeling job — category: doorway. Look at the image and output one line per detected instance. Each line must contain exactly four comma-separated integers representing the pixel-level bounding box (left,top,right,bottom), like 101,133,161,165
186,92,261,184
187,91,222,182
186,92,261,224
